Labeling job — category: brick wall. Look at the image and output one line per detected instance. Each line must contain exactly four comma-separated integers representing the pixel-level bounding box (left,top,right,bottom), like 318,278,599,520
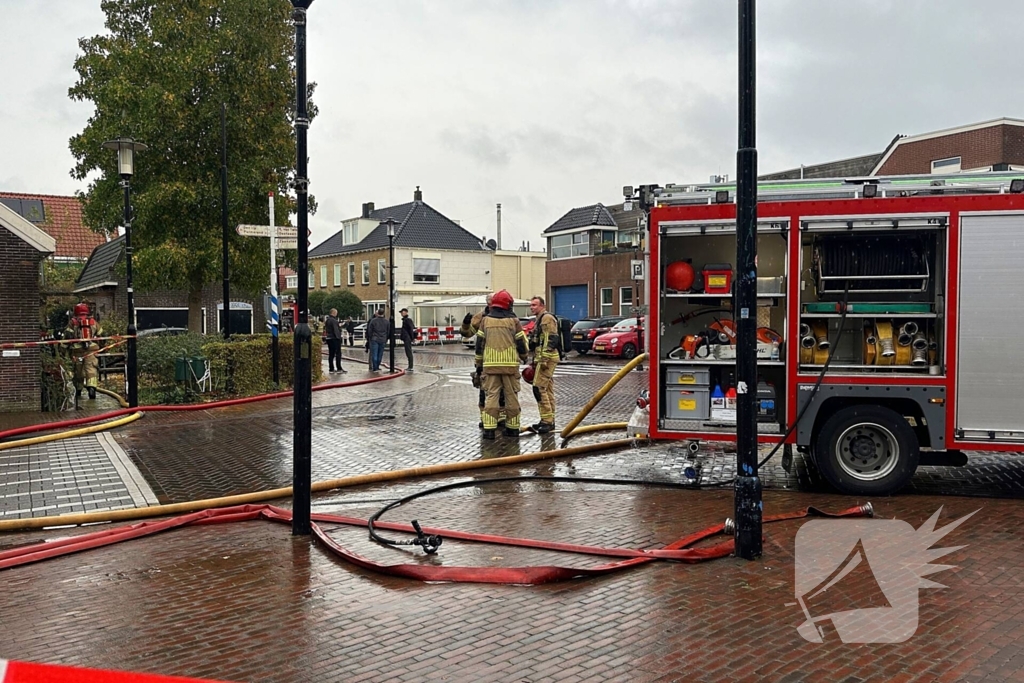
877,124,1024,175
311,248,389,304
595,251,641,317
89,283,259,334
0,227,44,412
545,255,594,315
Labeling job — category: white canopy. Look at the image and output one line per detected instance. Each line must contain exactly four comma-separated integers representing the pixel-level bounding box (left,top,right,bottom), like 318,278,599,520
411,294,531,327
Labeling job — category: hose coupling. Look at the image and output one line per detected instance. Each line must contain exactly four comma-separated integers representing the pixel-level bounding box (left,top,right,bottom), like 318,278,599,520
858,502,874,518
723,517,735,535
411,519,443,554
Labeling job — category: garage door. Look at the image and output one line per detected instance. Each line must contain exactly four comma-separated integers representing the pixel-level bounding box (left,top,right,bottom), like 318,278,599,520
552,285,588,322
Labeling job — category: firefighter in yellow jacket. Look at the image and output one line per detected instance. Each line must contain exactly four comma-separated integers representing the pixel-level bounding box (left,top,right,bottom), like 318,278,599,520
65,303,102,401
463,293,506,429
475,290,528,439
528,295,560,433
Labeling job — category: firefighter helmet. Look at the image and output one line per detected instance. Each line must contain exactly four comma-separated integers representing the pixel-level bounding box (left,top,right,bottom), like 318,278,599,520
665,261,695,292
73,303,90,318
522,364,535,384
491,289,514,310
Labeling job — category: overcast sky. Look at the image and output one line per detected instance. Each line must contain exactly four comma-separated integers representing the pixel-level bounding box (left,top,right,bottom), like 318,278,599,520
3,0,1023,250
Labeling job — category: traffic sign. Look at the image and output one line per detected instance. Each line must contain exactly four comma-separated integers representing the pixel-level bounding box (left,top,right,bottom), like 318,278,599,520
275,239,298,250
236,224,298,238
631,259,645,280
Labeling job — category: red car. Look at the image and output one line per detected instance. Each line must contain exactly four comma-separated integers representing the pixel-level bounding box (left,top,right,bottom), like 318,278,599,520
590,318,642,359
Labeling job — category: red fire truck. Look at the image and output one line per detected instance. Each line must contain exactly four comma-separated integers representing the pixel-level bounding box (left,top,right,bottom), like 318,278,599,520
644,173,1024,495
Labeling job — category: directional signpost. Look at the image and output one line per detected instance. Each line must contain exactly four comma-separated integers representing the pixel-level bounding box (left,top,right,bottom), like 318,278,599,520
236,196,301,385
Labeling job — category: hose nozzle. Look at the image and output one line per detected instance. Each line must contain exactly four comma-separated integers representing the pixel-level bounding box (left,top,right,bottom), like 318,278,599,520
411,519,443,555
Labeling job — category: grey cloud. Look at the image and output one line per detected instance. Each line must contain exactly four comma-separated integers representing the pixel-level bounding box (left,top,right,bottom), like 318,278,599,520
439,127,514,167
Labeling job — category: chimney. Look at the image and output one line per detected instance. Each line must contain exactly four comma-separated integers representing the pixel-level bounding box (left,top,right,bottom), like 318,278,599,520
496,203,502,251
361,202,375,218
413,186,422,201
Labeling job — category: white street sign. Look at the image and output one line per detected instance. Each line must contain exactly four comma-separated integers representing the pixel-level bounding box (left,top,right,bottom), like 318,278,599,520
236,224,298,238
274,239,298,250
631,259,645,280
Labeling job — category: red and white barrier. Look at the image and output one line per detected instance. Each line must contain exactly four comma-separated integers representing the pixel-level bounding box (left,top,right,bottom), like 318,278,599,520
0,658,231,682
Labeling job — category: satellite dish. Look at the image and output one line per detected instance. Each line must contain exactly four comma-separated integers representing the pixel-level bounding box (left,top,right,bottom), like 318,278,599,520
485,239,497,250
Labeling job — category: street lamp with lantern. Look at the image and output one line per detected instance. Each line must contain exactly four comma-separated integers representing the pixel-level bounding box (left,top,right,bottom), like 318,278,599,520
382,217,398,374
101,137,147,409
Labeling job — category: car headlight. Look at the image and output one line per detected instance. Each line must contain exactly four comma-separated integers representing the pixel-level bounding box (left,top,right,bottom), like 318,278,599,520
610,337,619,344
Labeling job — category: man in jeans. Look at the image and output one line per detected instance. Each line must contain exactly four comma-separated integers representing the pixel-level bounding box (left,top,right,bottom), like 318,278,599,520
325,308,346,374
366,308,390,372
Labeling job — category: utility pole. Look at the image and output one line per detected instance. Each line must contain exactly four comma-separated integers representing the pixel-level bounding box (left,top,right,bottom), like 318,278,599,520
221,103,231,339
290,0,314,536
734,0,762,560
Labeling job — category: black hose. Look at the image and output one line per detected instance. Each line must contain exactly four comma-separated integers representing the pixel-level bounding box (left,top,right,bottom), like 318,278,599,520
757,286,851,470
366,475,731,554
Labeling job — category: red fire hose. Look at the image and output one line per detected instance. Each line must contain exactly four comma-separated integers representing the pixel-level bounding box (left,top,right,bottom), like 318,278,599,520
0,501,873,585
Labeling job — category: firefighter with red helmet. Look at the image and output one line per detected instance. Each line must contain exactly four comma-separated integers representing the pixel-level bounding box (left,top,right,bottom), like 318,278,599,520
65,303,103,401
527,295,560,433
463,293,506,429
475,289,528,439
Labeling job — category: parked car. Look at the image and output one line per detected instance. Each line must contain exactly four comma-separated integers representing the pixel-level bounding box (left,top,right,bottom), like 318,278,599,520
137,327,189,337
569,316,624,355
590,318,642,359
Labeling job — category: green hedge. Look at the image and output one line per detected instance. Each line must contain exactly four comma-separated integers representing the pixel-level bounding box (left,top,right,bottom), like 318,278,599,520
136,333,322,404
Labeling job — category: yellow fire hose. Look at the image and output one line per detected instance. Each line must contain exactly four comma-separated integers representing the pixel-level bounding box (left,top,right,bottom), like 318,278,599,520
0,360,650,532
560,353,646,438
0,412,143,452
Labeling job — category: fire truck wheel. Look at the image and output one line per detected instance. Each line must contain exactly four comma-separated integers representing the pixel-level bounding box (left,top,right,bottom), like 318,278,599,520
621,343,637,360
814,405,920,496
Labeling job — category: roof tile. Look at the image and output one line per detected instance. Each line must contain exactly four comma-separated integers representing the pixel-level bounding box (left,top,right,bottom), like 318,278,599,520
0,192,107,260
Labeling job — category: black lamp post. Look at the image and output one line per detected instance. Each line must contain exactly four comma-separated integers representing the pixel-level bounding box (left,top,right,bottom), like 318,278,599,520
101,137,147,409
383,218,398,374
290,0,314,536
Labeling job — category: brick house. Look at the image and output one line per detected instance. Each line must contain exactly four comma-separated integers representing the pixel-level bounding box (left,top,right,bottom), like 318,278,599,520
309,187,493,323
0,202,56,412
0,192,106,262
74,236,259,334
542,203,644,321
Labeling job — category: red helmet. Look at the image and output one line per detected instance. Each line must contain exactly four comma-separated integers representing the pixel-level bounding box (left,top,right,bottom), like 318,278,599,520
491,290,514,310
521,365,535,384
665,261,695,292
74,303,90,318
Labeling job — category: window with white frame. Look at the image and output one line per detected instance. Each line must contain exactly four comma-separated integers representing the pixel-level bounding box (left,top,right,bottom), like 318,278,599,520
333,264,342,287
600,288,614,317
320,265,327,288
286,275,298,289
362,260,370,285
347,262,355,286
549,232,589,260
342,220,359,246
378,259,387,284
620,286,633,316
308,272,315,288
931,156,961,174
413,258,440,284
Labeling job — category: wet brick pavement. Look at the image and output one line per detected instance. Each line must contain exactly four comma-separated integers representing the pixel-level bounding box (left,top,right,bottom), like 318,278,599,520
4,349,1024,680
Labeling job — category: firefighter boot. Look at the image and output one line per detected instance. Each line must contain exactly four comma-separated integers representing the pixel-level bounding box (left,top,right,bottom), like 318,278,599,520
88,387,96,400
532,421,555,434
482,429,496,440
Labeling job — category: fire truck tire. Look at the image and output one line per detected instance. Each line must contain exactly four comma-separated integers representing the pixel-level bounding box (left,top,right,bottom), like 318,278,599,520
814,405,919,496
621,343,638,360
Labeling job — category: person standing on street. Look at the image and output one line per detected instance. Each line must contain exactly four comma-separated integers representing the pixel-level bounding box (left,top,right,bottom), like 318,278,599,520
344,317,356,347
367,308,390,372
463,294,506,429
528,295,560,433
325,308,346,374
475,290,528,440
399,308,416,370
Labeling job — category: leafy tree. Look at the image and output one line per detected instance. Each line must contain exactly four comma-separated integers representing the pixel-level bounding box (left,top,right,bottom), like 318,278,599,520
324,291,363,319
69,0,316,332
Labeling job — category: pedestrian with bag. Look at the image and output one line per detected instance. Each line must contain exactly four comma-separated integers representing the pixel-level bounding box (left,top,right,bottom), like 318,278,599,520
528,295,560,433
366,308,390,372
343,317,356,347
475,290,528,440
325,308,346,374
399,308,417,370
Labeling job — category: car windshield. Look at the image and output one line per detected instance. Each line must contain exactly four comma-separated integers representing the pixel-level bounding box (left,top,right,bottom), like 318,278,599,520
572,320,598,330
611,318,637,330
